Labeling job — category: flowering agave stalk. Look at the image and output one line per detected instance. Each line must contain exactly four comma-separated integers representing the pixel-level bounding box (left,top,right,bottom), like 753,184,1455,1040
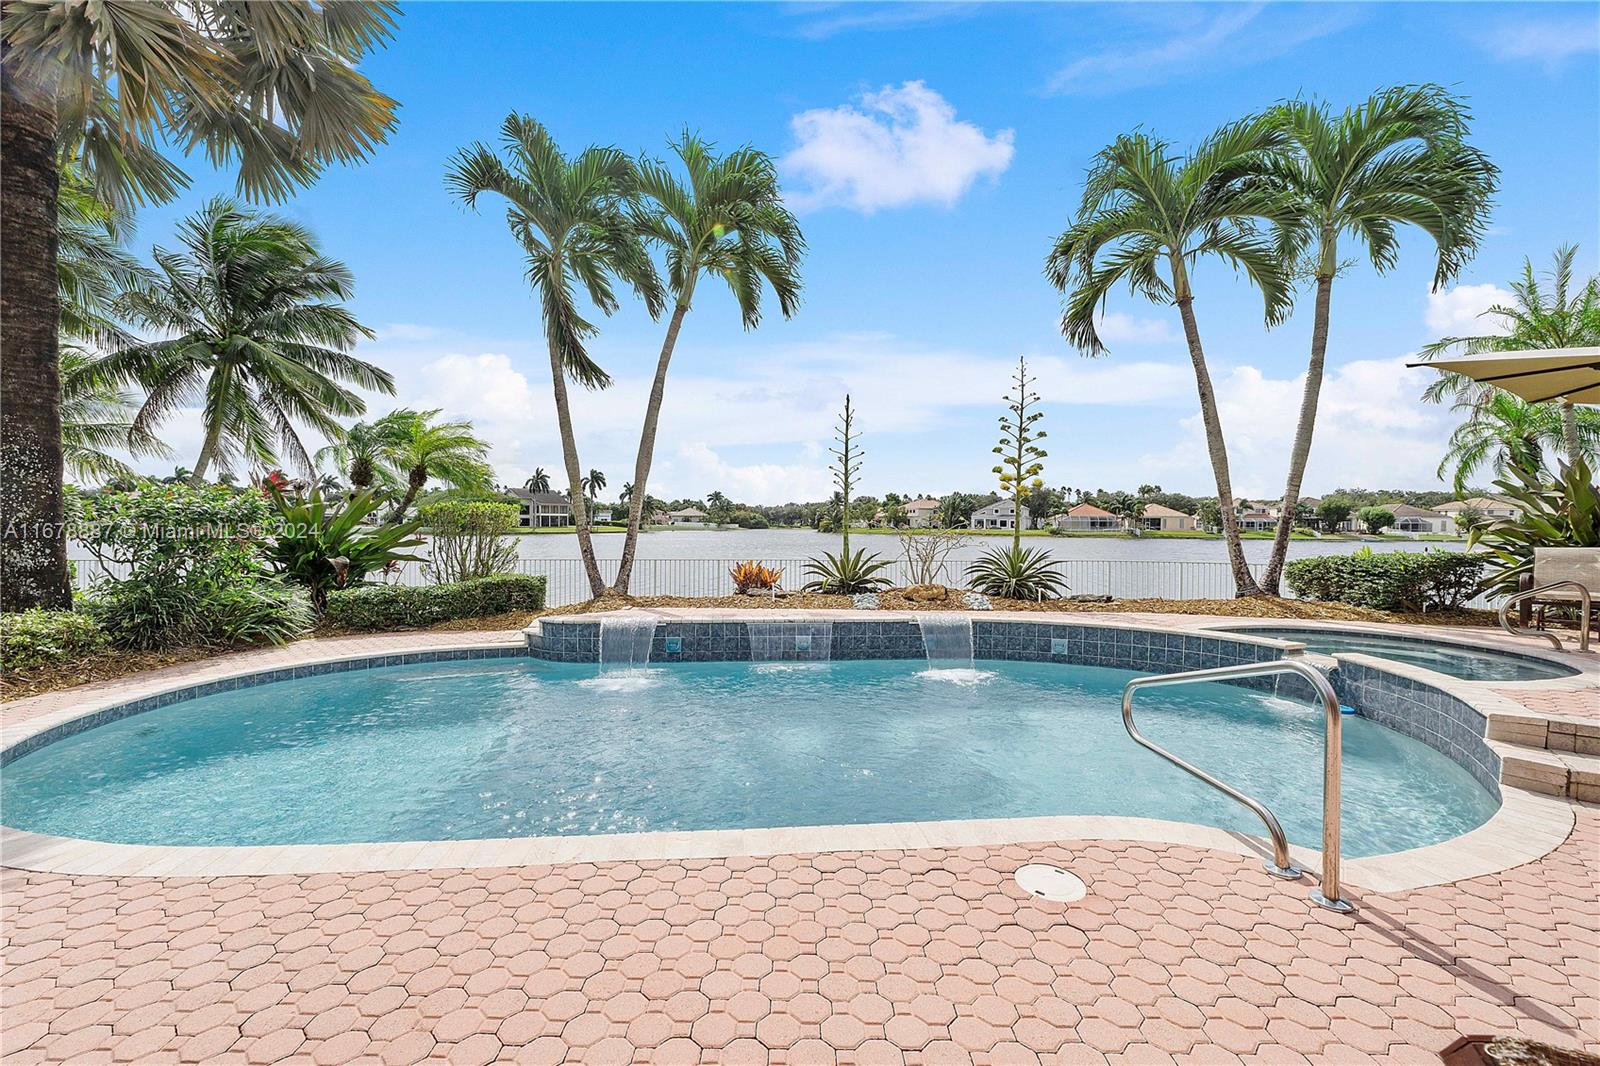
992,356,1047,551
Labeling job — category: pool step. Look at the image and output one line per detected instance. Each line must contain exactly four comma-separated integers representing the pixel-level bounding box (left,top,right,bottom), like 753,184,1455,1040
1486,709,1600,755
1490,740,1600,803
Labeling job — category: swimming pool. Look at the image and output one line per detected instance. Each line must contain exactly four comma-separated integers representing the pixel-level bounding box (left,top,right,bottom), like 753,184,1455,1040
1216,626,1578,682
1,657,1498,857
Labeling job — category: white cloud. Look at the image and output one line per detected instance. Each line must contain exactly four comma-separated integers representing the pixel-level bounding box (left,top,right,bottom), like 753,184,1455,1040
1474,16,1600,71
1424,283,1514,336
374,323,442,343
1146,356,1458,498
1047,3,1358,96
782,81,1015,212
1096,311,1177,345
666,442,832,502
783,2,974,40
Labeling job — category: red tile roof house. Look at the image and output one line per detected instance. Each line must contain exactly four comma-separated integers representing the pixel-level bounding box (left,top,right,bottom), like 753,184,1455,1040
1050,502,1121,531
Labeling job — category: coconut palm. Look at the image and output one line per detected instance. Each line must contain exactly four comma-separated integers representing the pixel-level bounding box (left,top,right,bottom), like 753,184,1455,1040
581,468,606,503
1046,118,1299,596
92,199,393,486
1438,391,1600,493
447,114,663,597
377,409,493,522
1,1,399,610
523,468,552,494
612,132,804,594
59,347,172,484
1420,246,1600,463
57,163,147,351
1259,85,1497,594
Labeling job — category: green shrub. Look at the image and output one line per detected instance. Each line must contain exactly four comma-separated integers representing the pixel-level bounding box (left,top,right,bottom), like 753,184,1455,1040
1285,552,1485,611
323,574,547,630
0,610,110,673
419,499,518,582
263,486,425,614
966,545,1070,600
84,577,314,650
1358,506,1396,535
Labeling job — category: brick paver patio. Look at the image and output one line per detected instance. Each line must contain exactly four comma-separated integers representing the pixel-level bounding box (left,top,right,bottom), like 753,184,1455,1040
3,623,1595,1064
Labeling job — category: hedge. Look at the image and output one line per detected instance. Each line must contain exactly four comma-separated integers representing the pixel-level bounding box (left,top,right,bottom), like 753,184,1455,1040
0,610,111,674
1284,552,1485,612
324,574,547,630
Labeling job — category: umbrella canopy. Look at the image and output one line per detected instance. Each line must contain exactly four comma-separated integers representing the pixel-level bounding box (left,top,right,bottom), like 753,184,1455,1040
1408,347,1600,405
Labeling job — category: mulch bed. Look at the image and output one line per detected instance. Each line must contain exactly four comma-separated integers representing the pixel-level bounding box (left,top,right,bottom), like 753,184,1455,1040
1,592,1497,701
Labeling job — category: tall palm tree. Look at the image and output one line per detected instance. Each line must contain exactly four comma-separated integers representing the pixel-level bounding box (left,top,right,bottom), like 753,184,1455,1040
93,199,393,485
59,347,171,484
1259,85,1497,594
523,468,552,494
56,163,147,351
581,468,606,503
446,114,663,598
1046,118,1298,597
1420,245,1600,463
377,409,493,522
612,133,804,594
1438,392,1599,493
1,1,399,610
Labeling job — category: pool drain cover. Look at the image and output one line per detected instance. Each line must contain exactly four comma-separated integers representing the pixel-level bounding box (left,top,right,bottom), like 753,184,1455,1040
1016,864,1086,903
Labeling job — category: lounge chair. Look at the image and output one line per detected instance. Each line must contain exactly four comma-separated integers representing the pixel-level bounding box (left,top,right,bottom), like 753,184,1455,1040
1503,546,1598,652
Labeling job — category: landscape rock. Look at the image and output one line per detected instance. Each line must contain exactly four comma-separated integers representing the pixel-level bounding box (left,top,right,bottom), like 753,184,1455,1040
851,593,882,610
903,584,951,602
961,591,993,610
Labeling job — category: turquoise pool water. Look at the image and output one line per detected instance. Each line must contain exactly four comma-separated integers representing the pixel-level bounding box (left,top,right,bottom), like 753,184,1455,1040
0,659,1498,856
1218,627,1577,682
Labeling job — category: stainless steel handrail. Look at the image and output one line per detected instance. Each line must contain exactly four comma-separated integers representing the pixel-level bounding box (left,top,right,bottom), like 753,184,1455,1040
1498,580,1592,653
1122,659,1351,912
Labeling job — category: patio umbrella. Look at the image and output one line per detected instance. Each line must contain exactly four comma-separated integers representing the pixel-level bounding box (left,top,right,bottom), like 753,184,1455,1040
1408,346,1600,405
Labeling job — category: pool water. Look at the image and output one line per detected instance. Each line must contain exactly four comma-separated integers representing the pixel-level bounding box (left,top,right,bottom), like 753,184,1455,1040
1218,627,1577,682
1,659,1498,856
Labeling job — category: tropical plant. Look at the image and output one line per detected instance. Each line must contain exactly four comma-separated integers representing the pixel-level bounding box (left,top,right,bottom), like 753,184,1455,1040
91,199,393,487
0,609,110,675
56,162,147,350
802,547,893,594
612,132,804,594
376,409,492,522
261,486,425,615
581,468,607,502
966,545,1070,601
447,114,663,598
420,500,519,584
1258,84,1497,594
1,0,399,611
316,419,400,495
1420,246,1600,463
991,356,1048,551
524,468,552,494
1046,117,1299,596
729,560,784,594
59,348,172,484
1358,507,1396,535
1437,392,1600,494
1468,457,1600,598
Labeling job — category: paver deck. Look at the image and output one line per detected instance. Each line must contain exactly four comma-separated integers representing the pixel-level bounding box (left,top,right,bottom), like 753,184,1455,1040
3,621,1596,1064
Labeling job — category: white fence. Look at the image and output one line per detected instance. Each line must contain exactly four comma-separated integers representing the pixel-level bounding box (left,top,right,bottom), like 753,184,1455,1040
70,553,1496,609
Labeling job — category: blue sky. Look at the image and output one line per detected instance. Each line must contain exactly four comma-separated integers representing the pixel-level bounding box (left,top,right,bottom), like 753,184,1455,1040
129,1,1600,503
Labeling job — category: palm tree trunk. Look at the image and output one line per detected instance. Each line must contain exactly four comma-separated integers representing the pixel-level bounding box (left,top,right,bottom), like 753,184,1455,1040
1263,270,1335,594
614,300,690,595
1174,295,1263,597
389,466,426,523
1560,400,1581,465
0,77,71,610
190,418,224,486
547,344,606,598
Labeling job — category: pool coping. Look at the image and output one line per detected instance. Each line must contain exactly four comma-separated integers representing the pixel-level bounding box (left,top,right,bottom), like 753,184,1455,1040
0,614,1583,887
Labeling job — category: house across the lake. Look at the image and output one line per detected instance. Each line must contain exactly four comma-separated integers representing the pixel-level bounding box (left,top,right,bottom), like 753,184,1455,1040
905,498,941,528
1435,496,1522,528
1383,503,1453,535
1135,504,1198,532
510,489,573,528
663,507,710,526
970,500,1031,530
1050,503,1120,531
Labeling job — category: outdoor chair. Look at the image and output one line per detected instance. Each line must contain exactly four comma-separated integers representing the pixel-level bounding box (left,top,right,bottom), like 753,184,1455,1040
1503,546,1598,653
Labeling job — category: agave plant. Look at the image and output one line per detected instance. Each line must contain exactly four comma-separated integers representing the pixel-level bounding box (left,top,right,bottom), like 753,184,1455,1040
1468,457,1599,598
802,548,892,594
730,560,783,594
967,546,1070,601
262,486,426,615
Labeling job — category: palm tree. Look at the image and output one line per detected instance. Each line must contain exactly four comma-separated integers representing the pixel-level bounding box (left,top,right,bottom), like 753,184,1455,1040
1438,391,1599,492
59,348,172,484
93,199,394,485
377,409,493,522
56,163,147,351
618,481,634,505
1,1,398,610
523,468,552,494
447,114,663,598
1420,246,1600,463
1046,118,1298,597
315,419,399,495
613,133,803,594
1259,85,1497,594
582,468,607,503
